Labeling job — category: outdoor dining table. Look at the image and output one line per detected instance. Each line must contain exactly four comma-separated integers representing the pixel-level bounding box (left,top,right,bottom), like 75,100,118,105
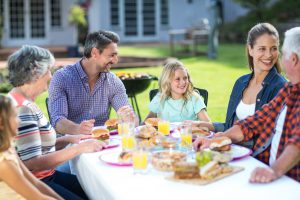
70,138,300,200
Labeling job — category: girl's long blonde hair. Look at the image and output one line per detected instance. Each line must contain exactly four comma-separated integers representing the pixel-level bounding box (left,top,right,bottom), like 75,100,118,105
0,95,16,152
158,60,196,104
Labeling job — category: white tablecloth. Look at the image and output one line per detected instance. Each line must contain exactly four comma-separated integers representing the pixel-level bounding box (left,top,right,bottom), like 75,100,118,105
70,144,300,200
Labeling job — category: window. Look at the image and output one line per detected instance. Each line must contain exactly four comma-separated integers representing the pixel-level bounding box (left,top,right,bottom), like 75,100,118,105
10,0,25,38
51,0,61,27
30,0,45,38
111,0,119,26
160,0,168,26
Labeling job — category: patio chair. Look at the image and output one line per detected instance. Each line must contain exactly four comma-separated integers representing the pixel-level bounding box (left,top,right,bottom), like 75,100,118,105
149,87,208,106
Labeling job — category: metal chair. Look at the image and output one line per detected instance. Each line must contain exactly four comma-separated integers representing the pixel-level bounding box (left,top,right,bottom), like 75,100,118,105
149,87,208,106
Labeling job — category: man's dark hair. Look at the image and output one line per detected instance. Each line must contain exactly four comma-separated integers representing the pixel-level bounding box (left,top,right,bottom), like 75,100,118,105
83,30,120,58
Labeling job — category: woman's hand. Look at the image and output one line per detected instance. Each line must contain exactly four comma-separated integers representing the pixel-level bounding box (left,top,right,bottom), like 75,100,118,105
250,167,278,183
77,140,106,153
184,120,214,131
193,137,212,151
66,134,92,144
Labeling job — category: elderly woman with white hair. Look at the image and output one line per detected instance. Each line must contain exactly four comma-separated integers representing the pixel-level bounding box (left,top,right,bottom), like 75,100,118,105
7,45,106,199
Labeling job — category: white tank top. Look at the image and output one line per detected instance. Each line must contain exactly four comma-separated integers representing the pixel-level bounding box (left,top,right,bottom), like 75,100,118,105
236,100,255,120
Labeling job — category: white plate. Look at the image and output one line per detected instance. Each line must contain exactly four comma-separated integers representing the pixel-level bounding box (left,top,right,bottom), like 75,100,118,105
99,151,132,167
229,144,252,160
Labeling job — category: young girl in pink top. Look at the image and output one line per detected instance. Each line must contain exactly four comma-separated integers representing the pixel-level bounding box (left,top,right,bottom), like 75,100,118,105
0,95,62,200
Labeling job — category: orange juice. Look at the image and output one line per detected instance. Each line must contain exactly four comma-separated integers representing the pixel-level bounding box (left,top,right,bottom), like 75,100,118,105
158,121,170,135
121,135,135,150
180,134,192,148
118,123,130,135
132,151,148,170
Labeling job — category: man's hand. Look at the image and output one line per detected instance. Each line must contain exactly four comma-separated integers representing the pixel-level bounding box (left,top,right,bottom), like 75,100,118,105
77,119,95,134
117,105,136,123
250,167,278,183
193,137,212,151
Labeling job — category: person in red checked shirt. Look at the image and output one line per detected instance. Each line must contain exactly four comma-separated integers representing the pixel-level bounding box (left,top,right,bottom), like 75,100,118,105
194,27,300,183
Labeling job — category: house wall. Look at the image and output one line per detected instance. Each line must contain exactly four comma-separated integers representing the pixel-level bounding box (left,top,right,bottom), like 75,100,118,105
1,0,77,47
88,0,249,43
48,0,77,46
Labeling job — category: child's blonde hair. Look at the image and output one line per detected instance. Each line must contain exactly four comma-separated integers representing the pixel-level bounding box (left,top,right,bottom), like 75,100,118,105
0,95,16,152
158,60,195,103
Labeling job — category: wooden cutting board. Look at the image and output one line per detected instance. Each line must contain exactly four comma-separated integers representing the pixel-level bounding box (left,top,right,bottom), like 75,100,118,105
166,166,244,185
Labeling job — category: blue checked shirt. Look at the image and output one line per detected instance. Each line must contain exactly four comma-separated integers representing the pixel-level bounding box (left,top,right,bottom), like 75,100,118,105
48,60,129,128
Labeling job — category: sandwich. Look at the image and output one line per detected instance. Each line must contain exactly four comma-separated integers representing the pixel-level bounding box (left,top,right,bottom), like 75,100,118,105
118,151,132,163
200,161,223,180
137,125,157,139
209,136,232,152
91,127,110,143
145,118,160,127
192,127,211,137
173,161,200,179
104,118,118,131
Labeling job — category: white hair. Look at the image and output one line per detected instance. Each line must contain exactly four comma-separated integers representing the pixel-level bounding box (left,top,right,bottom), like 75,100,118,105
282,27,300,59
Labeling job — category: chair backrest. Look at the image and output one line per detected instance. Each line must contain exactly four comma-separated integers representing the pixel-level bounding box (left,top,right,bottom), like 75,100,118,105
45,97,51,124
149,87,208,106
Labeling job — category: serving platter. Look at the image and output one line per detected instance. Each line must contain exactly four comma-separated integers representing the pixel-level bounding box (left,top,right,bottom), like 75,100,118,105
167,166,244,185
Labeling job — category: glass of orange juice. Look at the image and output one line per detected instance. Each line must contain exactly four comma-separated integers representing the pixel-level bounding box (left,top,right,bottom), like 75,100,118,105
121,134,136,151
118,122,130,135
179,123,192,150
158,120,170,135
132,148,149,174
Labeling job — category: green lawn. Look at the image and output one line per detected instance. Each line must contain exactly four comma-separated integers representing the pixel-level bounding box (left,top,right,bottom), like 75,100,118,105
37,43,249,123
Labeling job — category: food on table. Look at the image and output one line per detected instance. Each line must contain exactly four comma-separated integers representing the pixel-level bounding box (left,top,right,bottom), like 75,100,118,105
200,161,223,180
116,72,151,80
192,127,211,137
136,125,157,139
145,118,160,128
161,137,177,148
196,150,213,167
91,127,110,143
173,162,200,179
209,136,232,152
118,151,133,163
195,149,234,180
152,151,187,171
105,118,118,131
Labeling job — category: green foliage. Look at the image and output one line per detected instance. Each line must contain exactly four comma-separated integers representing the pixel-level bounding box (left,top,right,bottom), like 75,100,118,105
222,0,300,43
233,0,271,20
68,5,87,27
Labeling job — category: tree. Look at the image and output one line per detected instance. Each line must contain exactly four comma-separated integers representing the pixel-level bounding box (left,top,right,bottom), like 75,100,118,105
68,5,87,45
233,0,271,20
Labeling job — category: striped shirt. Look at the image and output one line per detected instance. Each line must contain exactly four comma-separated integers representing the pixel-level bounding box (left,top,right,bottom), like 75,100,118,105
8,92,56,179
48,60,129,129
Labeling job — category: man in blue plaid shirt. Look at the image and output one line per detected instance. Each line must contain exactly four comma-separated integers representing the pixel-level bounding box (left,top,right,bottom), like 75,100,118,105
48,30,136,135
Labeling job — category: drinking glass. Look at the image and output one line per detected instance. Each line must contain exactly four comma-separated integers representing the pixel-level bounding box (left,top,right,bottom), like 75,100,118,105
121,134,136,151
132,148,149,174
118,112,135,135
179,123,192,150
158,120,170,135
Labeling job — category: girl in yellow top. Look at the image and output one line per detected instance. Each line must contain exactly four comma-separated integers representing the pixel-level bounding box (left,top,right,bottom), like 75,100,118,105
0,95,62,200
145,60,211,122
